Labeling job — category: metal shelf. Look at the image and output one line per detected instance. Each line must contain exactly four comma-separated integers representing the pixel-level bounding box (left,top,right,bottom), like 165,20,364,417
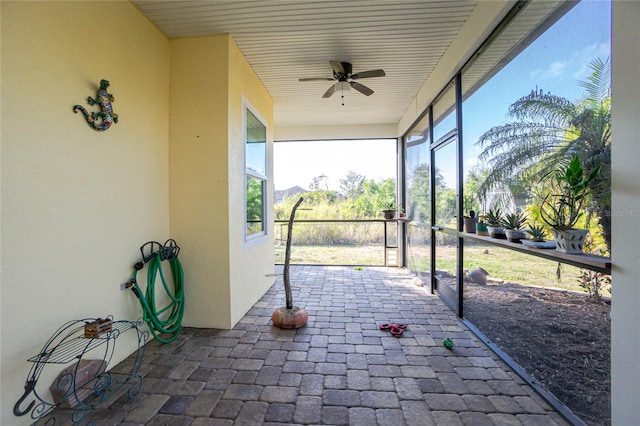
27,320,137,365
14,317,148,425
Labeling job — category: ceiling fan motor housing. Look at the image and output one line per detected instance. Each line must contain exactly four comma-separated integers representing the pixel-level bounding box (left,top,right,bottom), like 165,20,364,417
333,62,353,79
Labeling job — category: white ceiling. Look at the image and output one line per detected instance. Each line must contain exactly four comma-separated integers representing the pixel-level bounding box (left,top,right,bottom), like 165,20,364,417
132,0,503,131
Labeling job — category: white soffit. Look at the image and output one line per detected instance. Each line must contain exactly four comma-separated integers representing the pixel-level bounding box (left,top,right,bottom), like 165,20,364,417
133,1,567,135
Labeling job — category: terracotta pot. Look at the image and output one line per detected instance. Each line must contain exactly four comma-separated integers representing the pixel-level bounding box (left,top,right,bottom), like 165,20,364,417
468,267,489,285
272,306,308,329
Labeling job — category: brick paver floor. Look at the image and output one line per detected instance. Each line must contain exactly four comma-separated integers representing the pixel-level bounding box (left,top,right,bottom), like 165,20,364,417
50,266,569,425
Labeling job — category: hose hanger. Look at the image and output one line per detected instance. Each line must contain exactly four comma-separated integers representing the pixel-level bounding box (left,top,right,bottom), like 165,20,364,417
127,239,184,343
135,239,180,271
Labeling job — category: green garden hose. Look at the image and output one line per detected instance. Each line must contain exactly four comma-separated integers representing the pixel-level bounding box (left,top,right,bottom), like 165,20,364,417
128,242,185,343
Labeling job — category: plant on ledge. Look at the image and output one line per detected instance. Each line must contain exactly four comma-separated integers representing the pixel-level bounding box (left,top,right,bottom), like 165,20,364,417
463,210,478,233
486,208,503,226
501,211,528,243
501,211,527,230
540,155,600,229
540,155,601,254
378,200,397,219
485,208,505,238
525,224,548,242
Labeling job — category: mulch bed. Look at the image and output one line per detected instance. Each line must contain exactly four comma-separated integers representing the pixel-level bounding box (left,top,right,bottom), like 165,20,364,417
463,280,611,426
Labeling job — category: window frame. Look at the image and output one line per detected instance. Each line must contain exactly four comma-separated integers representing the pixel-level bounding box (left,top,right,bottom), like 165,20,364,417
243,99,269,245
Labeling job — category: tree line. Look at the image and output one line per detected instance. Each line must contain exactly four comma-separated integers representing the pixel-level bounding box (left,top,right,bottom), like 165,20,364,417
275,172,396,220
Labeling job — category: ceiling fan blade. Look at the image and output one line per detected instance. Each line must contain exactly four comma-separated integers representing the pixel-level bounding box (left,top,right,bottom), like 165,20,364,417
330,61,346,76
351,69,386,79
350,81,374,96
299,77,334,82
322,84,336,98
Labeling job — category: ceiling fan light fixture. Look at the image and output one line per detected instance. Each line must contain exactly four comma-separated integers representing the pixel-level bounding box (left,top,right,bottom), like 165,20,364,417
338,81,351,94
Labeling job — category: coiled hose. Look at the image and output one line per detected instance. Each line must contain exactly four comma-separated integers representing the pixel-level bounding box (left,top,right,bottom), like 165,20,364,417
128,243,185,343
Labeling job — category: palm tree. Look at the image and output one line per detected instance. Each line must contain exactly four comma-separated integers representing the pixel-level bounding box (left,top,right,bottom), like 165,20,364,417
476,57,611,252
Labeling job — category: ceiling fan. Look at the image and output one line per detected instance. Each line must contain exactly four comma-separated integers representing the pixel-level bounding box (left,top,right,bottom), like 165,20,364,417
299,61,386,103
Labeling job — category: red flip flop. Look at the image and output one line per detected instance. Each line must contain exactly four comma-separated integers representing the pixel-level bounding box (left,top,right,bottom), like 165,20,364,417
390,326,403,337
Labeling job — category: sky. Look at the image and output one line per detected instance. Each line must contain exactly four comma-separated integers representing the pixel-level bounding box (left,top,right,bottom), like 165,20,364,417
443,0,611,188
274,139,396,191
273,0,611,192
462,0,611,147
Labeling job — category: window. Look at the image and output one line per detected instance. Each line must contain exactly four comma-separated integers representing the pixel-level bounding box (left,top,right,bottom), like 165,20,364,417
404,113,432,281
431,80,458,229
405,114,431,225
245,106,267,238
432,79,457,143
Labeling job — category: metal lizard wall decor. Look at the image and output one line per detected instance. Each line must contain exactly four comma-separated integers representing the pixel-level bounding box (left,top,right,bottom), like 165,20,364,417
73,79,119,131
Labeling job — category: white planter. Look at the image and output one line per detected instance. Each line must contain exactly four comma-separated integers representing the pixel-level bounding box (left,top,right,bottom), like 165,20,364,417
521,240,556,249
552,228,589,254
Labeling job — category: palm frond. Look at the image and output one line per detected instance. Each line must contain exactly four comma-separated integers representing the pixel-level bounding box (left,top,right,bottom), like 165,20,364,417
509,91,577,124
477,138,566,202
577,57,611,105
477,121,576,162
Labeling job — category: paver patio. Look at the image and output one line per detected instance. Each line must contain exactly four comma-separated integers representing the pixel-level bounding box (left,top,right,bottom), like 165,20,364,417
53,266,568,425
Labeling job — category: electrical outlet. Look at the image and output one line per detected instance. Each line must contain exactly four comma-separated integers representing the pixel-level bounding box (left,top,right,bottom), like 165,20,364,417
120,282,129,291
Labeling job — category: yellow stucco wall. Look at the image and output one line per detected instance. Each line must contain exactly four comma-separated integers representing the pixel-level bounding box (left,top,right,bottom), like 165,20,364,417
169,35,275,329
1,2,170,424
2,6,275,420
227,37,276,326
169,35,233,328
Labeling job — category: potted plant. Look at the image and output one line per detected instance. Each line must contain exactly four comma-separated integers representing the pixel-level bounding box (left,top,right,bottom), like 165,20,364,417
539,155,601,254
476,215,489,236
520,224,555,248
463,210,478,233
379,200,397,220
485,208,505,239
501,211,527,243
525,224,547,242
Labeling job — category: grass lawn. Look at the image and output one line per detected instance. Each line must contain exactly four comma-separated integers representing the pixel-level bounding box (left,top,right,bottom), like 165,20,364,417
275,244,385,265
408,243,604,294
276,242,609,295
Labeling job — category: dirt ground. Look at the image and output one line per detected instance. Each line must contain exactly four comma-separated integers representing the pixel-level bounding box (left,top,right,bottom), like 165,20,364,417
463,281,611,426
